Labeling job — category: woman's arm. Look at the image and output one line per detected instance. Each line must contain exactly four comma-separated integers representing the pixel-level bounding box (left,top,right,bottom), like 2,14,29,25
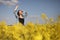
14,5,19,11
14,5,19,18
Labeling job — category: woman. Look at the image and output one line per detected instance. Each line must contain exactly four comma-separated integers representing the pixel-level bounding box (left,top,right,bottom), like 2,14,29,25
14,5,27,25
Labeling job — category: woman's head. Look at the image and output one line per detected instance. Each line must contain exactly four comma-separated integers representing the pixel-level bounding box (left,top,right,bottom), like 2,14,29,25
17,10,23,16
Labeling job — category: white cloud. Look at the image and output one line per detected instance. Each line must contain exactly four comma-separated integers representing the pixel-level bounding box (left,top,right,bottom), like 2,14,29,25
0,0,18,6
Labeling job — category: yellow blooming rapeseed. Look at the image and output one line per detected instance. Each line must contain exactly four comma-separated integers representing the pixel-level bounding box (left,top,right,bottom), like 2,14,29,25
41,13,48,20
0,14,60,40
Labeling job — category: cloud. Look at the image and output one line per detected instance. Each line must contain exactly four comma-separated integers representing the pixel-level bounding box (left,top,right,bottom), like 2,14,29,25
0,0,18,6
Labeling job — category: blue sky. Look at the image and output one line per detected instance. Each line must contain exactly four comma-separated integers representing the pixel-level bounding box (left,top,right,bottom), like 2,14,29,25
0,0,60,25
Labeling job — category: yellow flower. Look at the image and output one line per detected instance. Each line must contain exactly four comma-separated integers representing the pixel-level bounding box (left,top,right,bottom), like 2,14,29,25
41,13,48,20
49,18,54,22
0,15,60,40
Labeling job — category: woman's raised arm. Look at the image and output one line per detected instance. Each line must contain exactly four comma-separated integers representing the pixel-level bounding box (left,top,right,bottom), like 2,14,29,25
14,5,19,11
14,5,19,18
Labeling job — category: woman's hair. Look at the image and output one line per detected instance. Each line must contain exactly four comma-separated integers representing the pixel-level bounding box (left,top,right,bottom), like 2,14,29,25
17,10,23,16
17,10,20,16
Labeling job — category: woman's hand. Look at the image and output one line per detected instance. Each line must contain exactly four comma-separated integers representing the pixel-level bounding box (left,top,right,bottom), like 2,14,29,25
25,12,28,15
14,5,19,11
24,12,28,17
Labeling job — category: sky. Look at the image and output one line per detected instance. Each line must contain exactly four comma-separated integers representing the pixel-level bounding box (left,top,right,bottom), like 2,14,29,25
0,0,60,25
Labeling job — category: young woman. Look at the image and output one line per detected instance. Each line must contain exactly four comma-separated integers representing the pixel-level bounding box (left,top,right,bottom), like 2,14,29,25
14,5,27,25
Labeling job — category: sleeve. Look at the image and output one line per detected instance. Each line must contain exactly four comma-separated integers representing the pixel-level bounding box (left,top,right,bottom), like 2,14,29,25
13,10,18,18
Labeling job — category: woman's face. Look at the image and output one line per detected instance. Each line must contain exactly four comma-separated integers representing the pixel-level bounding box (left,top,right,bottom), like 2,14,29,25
19,10,23,15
